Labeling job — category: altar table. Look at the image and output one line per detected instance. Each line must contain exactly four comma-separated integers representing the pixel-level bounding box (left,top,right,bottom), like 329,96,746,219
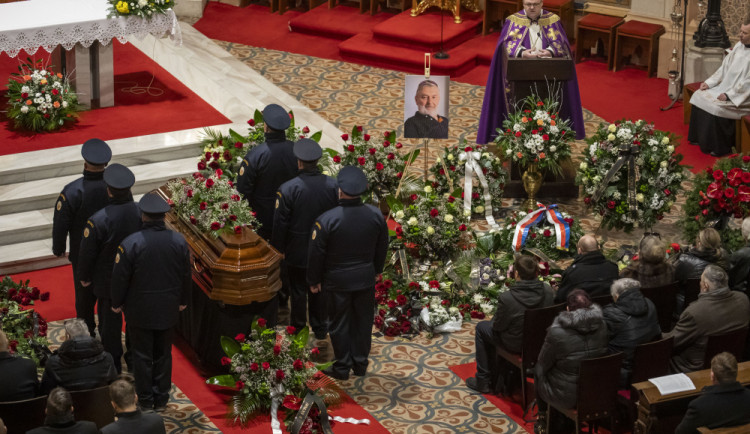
0,0,181,108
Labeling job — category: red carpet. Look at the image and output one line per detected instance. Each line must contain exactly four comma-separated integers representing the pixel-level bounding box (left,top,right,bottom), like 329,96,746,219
7,266,387,433
290,4,393,40
0,43,230,155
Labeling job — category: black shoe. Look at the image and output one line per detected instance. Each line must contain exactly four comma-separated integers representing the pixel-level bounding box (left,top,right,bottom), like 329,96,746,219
352,367,367,377
154,404,168,413
139,404,155,414
466,377,491,394
322,367,349,381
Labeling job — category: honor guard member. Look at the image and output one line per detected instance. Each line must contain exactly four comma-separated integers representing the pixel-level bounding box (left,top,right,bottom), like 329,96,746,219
271,139,338,340
235,103,298,240
307,166,389,380
52,138,112,336
110,193,190,412
77,164,141,373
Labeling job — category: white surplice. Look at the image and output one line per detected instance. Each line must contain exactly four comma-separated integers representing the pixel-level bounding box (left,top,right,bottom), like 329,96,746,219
689,42,750,120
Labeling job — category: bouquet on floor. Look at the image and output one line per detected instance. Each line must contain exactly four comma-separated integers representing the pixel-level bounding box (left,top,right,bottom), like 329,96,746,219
374,275,421,337
5,59,79,132
108,0,174,18
167,168,259,237
0,276,51,366
494,208,583,260
206,319,341,429
576,119,686,233
428,142,507,216
197,109,320,179
679,154,750,250
494,94,573,177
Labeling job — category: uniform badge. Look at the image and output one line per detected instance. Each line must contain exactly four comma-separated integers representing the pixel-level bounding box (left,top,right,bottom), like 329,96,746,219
312,230,317,240
115,253,120,263
83,228,90,238
56,201,62,211
239,166,245,176
275,199,279,209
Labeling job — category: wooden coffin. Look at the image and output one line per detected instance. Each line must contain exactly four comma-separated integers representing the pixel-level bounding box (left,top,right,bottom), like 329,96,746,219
155,186,282,306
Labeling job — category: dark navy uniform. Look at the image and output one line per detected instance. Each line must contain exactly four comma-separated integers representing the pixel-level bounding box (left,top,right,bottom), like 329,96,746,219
235,130,297,239
111,195,190,410
272,168,338,338
307,167,388,379
77,165,141,373
52,139,112,335
403,112,450,139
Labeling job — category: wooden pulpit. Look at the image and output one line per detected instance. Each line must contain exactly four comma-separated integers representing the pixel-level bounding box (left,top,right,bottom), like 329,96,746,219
501,50,574,109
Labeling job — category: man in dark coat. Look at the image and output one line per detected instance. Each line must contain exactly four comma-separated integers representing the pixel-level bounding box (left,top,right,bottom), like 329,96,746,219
26,387,99,434
272,139,338,340
602,278,661,388
52,138,112,336
236,103,298,240
0,329,38,402
40,318,117,395
466,254,554,393
102,378,165,433
676,352,750,433
111,193,191,412
664,265,750,373
535,289,608,431
555,234,619,303
77,164,141,373
307,166,388,380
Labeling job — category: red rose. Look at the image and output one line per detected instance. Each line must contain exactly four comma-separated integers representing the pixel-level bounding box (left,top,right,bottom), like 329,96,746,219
274,345,281,356
395,226,403,236
257,318,267,327
221,203,229,210
429,208,439,217
376,162,384,171
395,142,403,149
563,218,574,224
234,226,242,234
472,192,480,200
537,101,544,106
262,362,271,370
235,141,243,149
702,209,709,216
189,216,197,225
543,229,551,237
283,395,302,410
311,348,320,355
333,155,341,163
713,170,725,181
220,356,232,366
410,194,418,201
449,165,456,171
607,201,616,209
384,279,393,288
341,133,349,141
250,362,259,371
197,161,206,170
223,150,232,161
530,233,537,239
302,126,310,134
212,152,220,160
236,381,245,389
464,146,473,152
383,140,390,148
387,300,396,308
30,288,40,300
210,222,221,230
358,157,366,166
364,134,371,141
229,214,238,220
356,126,363,132
199,202,207,210
744,156,750,163
293,359,304,370
235,333,245,341
387,153,395,160
8,340,18,352
396,294,408,306
447,196,455,203
396,172,403,178
286,326,296,335
542,134,549,141
247,119,255,126
459,224,467,231
206,178,214,188
21,92,28,98
44,114,50,119
368,147,376,155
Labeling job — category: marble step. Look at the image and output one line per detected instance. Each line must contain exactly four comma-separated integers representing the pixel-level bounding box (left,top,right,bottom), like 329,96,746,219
0,239,70,275
0,157,200,216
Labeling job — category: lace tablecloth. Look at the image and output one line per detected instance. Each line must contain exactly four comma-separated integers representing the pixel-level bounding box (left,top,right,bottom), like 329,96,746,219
0,0,181,57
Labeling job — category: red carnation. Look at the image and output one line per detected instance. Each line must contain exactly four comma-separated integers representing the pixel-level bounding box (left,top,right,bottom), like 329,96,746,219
429,280,440,289
235,333,245,341
223,150,232,161
220,356,232,366
395,142,403,149
397,172,403,178
293,359,304,370
333,155,341,163
584,196,591,204
542,134,549,141
212,152,220,160
459,224,467,231
341,133,349,141
384,279,393,288
387,300,396,309
262,362,271,370
234,226,242,234
368,148,376,155
221,203,229,210
286,325,296,335
376,162,384,171
663,188,671,196
257,318,267,327
229,214,238,220
744,156,750,163
250,362,259,371
210,222,221,230
410,194,418,201
396,294,408,306
671,243,681,252
515,131,522,137
358,157,366,165
199,201,208,210
247,119,255,126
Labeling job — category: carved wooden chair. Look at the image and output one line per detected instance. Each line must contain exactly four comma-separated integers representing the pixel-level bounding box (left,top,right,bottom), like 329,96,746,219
0,395,48,433
70,385,116,428
703,326,749,369
640,282,678,333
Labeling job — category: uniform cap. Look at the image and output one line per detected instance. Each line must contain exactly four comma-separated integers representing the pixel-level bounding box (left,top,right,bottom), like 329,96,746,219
262,104,291,131
293,138,323,162
337,166,368,196
81,138,112,165
138,193,171,214
103,164,135,189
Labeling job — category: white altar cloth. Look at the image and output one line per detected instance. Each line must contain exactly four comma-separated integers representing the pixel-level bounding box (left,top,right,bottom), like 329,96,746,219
0,0,181,57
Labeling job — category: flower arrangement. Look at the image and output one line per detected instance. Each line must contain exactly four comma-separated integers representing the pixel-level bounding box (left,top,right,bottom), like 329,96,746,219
206,319,339,429
494,95,573,177
428,143,507,215
1,276,51,366
679,154,750,250
5,59,78,132
390,186,470,261
333,127,419,201
167,169,259,237
494,209,583,260
108,0,174,18
197,110,321,179
576,120,686,232
373,276,421,337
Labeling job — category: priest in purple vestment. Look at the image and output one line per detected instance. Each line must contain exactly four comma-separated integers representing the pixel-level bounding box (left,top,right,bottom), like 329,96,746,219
477,0,585,144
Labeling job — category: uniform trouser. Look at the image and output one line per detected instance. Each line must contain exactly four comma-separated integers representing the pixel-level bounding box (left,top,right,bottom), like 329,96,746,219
288,266,327,337
72,264,97,336
328,288,375,376
128,326,172,408
97,297,124,373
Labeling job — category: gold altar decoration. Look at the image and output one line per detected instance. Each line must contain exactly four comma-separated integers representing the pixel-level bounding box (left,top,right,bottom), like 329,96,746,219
156,186,283,306
521,163,543,211
411,0,479,24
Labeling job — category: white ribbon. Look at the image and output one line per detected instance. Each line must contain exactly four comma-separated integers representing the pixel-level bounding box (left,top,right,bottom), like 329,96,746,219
459,151,501,232
270,384,284,434
332,415,372,425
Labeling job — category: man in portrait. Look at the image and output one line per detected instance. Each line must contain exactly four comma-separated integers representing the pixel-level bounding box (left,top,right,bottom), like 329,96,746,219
404,79,449,139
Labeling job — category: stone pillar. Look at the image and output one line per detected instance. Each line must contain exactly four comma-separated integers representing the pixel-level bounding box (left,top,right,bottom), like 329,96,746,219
684,42,724,85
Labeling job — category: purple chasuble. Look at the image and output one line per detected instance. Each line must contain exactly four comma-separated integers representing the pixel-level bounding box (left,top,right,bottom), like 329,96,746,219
476,10,585,143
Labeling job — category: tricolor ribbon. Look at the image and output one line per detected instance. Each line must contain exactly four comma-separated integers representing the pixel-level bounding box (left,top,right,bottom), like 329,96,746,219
511,204,570,252
459,150,502,232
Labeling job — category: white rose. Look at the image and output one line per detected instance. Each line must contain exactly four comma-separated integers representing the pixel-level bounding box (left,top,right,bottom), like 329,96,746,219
395,210,405,219
579,162,588,170
424,185,433,193
464,209,471,217
20,106,28,113
447,154,454,161
426,226,435,235
407,217,418,225
449,306,459,314
549,145,557,153
636,119,643,126
660,161,668,169
475,205,485,213
482,152,490,159
661,136,670,145
435,156,441,163
667,145,674,153
636,193,644,202
444,214,454,223
608,124,617,133
607,134,616,141
506,149,512,155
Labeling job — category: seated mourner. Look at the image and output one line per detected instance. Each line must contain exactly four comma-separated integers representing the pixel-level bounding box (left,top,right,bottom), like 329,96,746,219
26,387,99,434
0,328,39,401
